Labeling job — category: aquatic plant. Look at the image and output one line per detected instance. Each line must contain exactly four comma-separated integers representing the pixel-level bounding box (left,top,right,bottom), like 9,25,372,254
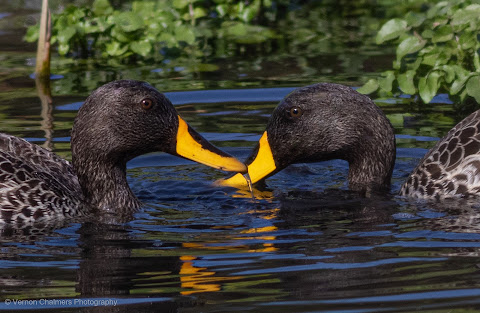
358,0,480,105
24,0,278,62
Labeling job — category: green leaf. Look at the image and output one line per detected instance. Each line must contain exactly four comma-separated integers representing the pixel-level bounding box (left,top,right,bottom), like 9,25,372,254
193,7,207,19
173,0,189,9
175,25,195,44
57,26,76,44
432,16,448,28
378,71,395,93
93,0,113,15
105,41,129,56
426,2,441,19
240,7,257,23
432,25,453,43
440,65,455,83
450,65,471,95
158,32,176,47
410,57,422,72
451,77,469,95
397,70,416,95
421,29,434,39
475,51,480,71
405,12,426,27
111,26,131,43
459,32,477,50
84,19,100,34
396,36,425,62
452,4,480,26
419,71,441,103
130,40,152,57
24,25,40,43
466,75,480,103
58,43,70,56
420,46,440,67
132,1,156,14
216,4,227,17
115,12,143,32
452,64,471,79
460,88,469,102
183,7,208,20
376,18,408,44
71,7,86,22
223,22,248,37
357,79,379,94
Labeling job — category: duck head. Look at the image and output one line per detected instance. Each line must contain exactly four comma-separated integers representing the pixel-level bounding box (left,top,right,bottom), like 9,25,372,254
218,83,396,195
71,80,246,210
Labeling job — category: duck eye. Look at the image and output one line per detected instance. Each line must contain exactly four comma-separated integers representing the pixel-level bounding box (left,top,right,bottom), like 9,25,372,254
141,98,153,110
287,107,303,118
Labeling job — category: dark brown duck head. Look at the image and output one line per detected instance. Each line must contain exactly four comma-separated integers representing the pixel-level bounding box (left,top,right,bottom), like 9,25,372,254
218,83,396,196
71,80,246,211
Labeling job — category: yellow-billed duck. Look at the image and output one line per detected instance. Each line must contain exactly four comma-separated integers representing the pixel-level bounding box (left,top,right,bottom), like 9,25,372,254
0,80,246,224
218,83,480,199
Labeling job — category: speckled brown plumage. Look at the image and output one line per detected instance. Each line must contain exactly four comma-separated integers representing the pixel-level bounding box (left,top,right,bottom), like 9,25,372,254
0,133,85,224
400,110,480,198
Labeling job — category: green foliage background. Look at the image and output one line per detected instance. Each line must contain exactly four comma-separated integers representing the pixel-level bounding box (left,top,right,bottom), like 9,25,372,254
25,0,280,62
358,0,480,106
24,0,480,105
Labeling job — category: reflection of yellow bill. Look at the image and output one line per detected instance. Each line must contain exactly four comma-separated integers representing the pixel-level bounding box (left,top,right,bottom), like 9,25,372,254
232,188,274,200
179,255,221,295
179,206,279,295
216,131,276,188
176,116,247,173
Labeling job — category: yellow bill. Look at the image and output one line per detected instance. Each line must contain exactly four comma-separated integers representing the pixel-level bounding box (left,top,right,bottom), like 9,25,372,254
216,131,276,188
176,116,247,173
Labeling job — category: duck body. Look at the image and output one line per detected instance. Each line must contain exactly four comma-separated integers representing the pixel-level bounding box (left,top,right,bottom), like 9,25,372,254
219,82,480,199
400,109,480,198
0,133,85,223
0,80,246,225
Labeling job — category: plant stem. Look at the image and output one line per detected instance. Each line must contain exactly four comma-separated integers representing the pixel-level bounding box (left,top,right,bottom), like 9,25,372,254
35,0,51,80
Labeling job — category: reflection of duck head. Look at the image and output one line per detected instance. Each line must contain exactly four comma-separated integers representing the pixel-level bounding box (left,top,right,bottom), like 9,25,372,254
218,83,396,196
0,80,246,223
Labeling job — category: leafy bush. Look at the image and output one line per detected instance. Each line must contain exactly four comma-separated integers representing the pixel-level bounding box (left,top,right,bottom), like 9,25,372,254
24,0,278,62
26,0,198,60
358,0,480,105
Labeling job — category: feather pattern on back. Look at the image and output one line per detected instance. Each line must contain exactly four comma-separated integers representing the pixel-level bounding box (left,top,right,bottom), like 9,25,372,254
0,133,86,224
400,110,480,198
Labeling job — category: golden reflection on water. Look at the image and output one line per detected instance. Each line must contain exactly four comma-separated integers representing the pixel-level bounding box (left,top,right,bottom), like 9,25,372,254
232,188,274,200
180,255,224,295
179,207,280,295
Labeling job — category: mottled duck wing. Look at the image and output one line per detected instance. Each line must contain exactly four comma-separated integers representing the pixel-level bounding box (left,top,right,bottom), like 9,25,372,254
0,133,86,223
401,110,480,198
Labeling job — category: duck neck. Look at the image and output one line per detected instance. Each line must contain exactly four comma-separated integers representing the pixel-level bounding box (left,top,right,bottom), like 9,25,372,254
346,131,396,196
72,154,141,212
